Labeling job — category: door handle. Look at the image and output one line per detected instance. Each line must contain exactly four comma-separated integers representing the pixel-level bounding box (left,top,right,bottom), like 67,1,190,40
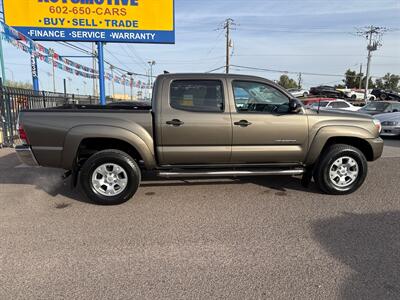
166,119,184,126
234,120,252,127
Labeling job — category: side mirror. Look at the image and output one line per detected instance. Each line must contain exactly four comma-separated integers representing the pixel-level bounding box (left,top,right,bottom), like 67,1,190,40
289,99,302,113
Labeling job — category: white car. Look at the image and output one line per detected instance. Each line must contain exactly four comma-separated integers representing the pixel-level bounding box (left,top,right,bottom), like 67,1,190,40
309,99,361,112
288,88,309,98
339,89,376,101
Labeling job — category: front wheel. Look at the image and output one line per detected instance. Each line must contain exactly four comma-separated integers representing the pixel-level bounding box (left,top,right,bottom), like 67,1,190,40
80,150,141,205
313,144,367,195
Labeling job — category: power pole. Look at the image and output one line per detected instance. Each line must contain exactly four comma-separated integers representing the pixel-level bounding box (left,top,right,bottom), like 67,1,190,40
358,64,363,89
357,26,388,102
223,18,235,74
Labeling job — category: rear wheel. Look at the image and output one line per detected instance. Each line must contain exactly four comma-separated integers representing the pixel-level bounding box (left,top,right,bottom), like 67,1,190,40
313,144,367,195
80,150,141,205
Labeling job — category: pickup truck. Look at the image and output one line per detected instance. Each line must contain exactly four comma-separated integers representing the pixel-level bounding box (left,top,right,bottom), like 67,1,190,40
16,73,384,205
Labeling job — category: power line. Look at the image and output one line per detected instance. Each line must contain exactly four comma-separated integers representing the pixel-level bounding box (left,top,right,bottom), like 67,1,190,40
58,41,151,78
230,64,384,79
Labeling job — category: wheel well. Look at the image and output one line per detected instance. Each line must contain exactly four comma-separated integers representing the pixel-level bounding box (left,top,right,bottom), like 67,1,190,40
76,138,143,165
322,137,374,161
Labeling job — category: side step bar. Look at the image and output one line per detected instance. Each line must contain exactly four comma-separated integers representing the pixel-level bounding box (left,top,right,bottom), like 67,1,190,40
158,168,304,178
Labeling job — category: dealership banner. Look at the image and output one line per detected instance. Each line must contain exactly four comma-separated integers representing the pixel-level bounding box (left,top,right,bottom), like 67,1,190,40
0,22,151,88
3,0,175,43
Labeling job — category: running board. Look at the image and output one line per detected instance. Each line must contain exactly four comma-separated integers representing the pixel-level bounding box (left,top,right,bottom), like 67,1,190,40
158,168,304,178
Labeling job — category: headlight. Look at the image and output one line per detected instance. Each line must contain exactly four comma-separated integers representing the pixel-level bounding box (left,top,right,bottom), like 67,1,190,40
373,119,382,133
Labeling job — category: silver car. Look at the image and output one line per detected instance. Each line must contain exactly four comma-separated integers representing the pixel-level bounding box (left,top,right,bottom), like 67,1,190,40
375,112,400,137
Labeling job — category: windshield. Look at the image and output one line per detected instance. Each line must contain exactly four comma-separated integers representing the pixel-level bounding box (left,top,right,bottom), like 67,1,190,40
360,102,389,111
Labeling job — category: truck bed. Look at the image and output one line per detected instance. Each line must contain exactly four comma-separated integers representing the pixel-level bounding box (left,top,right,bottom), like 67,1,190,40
19,105,153,168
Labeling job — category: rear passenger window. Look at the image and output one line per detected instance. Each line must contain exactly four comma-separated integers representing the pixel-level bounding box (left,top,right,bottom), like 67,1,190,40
170,80,224,112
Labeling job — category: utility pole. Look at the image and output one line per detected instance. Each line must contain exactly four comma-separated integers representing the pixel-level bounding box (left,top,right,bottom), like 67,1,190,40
358,64,363,89
357,26,388,102
223,18,235,74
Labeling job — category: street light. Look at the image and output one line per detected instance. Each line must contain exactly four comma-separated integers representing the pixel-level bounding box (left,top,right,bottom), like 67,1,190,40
147,60,155,101
127,72,134,101
148,60,156,87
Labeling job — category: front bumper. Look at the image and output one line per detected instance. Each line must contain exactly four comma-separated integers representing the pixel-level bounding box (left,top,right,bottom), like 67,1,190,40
15,145,39,166
380,126,400,137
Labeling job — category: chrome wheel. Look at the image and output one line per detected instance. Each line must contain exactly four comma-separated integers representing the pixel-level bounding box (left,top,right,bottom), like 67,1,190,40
329,156,359,190
91,163,128,196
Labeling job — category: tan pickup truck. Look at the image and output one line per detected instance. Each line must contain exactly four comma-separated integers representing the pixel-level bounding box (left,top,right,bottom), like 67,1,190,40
16,73,384,204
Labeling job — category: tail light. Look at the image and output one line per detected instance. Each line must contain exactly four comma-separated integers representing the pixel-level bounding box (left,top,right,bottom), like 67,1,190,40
17,122,29,145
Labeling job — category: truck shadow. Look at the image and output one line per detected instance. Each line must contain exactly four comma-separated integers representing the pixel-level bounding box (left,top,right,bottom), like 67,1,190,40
0,150,323,204
312,211,400,299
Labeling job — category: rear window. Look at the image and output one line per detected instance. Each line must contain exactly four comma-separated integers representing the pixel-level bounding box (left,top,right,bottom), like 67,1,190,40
170,80,224,112
311,101,329,107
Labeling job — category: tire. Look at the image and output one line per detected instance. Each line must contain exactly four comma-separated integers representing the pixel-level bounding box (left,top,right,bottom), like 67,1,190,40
80,150,141,205
303,92,308,98
351,94,357,100
313,144,367,195
380,93,387,100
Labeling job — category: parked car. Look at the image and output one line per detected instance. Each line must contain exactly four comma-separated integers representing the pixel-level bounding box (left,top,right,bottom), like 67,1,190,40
309,99,360,112
371,89,400,101
338,88,376,101
358,101,400,115
309,86,345,98
375,112,400,137
16,73,383,204
287,88,309,98
302,97,336,106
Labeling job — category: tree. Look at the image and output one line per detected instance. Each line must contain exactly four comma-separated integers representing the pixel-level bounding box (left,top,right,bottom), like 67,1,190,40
4,80,33,89
277,75,298,89
374,73,400,92
343,69,363,89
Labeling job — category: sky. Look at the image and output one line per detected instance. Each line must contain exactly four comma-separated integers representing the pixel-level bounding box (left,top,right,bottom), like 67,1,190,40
1,0,400,96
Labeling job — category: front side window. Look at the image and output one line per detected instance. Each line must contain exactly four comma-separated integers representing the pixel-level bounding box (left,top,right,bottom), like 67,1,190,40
170,80,224,112
232,81,290,113
332,102,349,108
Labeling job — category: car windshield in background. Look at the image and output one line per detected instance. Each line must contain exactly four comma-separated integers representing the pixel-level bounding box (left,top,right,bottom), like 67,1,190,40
311,101,329,107
361,102,389,111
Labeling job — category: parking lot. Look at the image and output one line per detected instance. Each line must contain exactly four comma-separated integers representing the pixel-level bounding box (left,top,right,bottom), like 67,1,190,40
0,138,399,299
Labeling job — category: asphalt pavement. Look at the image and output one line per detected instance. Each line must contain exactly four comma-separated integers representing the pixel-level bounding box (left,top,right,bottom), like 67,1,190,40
0,138,399,299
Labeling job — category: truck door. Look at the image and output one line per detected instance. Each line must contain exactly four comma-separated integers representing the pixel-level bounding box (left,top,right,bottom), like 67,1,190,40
158,78,232,165
228,79,308,163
